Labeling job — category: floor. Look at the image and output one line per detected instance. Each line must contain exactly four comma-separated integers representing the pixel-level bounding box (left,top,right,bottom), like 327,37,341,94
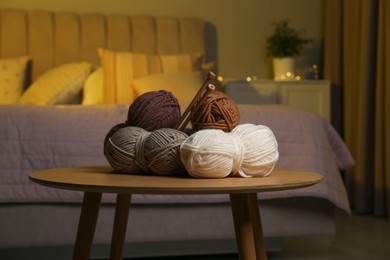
126,210,390,260
1,210,389,260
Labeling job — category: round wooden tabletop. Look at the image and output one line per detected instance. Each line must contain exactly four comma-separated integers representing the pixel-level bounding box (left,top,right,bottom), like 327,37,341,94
29,166,323,195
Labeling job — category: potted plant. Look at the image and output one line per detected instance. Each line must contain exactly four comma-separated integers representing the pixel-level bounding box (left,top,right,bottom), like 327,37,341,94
266,19,311,80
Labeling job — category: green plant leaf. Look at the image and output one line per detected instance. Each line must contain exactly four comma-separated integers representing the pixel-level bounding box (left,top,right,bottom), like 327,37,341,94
266,19,311,58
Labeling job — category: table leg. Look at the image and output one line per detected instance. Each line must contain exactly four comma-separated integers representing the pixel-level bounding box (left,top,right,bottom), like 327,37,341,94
110,193,132,260
247,192,267,259
230,193,267,260
73,192,102,260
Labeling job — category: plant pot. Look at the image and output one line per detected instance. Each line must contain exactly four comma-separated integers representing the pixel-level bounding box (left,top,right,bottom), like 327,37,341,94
272,57,295,80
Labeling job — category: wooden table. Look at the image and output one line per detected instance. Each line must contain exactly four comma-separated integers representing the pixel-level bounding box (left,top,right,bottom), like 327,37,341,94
29,166,323,260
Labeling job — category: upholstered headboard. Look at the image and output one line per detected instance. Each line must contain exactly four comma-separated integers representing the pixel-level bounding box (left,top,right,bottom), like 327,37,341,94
0,9,217,81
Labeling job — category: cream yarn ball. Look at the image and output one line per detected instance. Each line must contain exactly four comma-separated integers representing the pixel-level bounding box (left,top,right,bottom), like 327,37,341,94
180,129,244,178
231,124,279,177
180,124,279,178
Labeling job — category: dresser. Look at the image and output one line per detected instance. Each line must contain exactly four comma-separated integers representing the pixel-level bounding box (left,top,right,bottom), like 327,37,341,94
224,79,331,122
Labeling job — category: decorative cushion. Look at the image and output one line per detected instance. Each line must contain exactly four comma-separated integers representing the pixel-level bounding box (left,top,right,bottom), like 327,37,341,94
98,48,204,104
132,71,204,107
0,56,30,104
82,67,104,105
158,52,204,73
98,49,158,104
18,62,93,105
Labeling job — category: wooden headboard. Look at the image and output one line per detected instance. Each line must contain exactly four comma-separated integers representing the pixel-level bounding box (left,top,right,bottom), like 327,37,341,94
0,9,217,81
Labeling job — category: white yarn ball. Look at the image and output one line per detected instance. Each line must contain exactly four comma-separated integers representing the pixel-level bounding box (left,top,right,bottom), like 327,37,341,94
180,129,244,178
232,124,279,177
179,124,279,178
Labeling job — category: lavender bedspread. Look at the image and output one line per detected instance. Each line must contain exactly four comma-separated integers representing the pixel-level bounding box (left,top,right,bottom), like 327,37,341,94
0,104,354,212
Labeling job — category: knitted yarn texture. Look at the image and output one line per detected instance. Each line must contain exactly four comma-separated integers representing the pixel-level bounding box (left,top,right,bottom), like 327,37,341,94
180,124,279,178
104,126,188,176
127,90,181,131
191,90,240,132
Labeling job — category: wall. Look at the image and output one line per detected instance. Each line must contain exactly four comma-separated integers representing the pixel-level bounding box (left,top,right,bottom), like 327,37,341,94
0,0,324,79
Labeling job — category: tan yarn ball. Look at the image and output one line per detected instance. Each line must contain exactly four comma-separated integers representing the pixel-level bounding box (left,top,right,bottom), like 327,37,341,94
103,123,127,152
191,91,240,132
144,128,188,176
104,126,188,176
104,126,149,174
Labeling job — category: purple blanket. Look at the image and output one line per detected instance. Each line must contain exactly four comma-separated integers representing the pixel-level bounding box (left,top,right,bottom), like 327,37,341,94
0,104,354,212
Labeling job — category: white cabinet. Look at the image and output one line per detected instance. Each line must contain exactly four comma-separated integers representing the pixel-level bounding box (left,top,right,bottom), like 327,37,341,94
224,79,331,122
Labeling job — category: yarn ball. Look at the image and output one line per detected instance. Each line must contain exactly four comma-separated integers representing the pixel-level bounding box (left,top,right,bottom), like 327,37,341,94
103,123,127,151
144,128,188,176
127,90,181,131
180,129,244,178
104,126,188,176
231,124,279,177
180,124,279,178
191,90,240,132
104,126,149,174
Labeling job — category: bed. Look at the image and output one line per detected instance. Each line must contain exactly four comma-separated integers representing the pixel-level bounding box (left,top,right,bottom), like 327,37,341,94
0,9,354,259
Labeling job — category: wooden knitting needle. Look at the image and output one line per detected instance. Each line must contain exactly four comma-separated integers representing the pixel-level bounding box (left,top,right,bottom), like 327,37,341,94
175,71,217,131
177,83,216,131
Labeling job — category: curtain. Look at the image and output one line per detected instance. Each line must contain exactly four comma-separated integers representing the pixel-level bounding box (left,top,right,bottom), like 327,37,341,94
323,0,390,217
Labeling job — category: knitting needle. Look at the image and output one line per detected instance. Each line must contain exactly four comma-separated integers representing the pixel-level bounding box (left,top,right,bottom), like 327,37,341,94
175,72,216,131
177,83,215,131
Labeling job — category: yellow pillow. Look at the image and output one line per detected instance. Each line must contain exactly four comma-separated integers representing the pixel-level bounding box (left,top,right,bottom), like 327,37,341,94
18,62,92,105
82,67,104,105
0,56,30,104
98,48,204,105
158,52,204,73
131,71,204,107
98,49,159,104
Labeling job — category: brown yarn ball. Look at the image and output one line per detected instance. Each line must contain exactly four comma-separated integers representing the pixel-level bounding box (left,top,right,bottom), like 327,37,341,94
126,90,181,131
191,91,240,132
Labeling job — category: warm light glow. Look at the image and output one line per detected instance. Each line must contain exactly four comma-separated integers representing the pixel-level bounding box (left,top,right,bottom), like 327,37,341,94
246,76,252,82
217,76,224,82
309,64,320,79
275,72,303,81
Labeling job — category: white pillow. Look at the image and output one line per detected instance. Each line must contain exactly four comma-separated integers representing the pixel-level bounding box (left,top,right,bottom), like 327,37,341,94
18,62,92,105
82,67,104,105
0,56,30,104
131,71,204,107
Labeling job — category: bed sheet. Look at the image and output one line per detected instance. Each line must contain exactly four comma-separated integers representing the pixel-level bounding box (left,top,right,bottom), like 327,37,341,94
0,104,354,212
